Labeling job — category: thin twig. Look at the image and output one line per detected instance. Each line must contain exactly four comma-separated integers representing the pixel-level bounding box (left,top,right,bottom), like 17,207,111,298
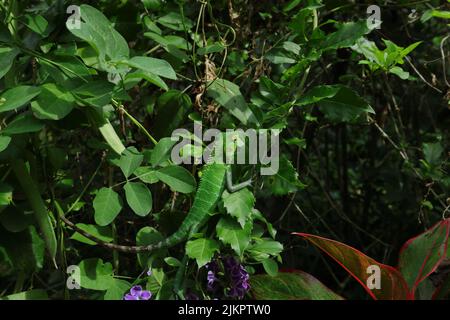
405,57,443,93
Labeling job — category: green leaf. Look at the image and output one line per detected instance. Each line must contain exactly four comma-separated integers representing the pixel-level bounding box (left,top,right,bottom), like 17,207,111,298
317,86,374,123
423,142,443,166
294,233,409,300
0,136,11,152
186,238,220,268
197,43,225,55
296,85,341,106
136,226,165,268
0,86,41,113
125,71,168,91
389,66,410,80
31,83,76,120
155,165,196,194
398,219,450,296
124,182,152,216
262,258,279,276
222,188,255,227
283,0,303,12
67,4,129,70
119,147,144,178
430,10,450,19
104,279,131,300
156,12,193,31
134,166,159,184
247,239,283,262
0,47,20,79
264,156,304,196
216,217,251,256
207,78,258,125
0,289,48,300
250,270,343,300
320,21,370,50
1,113,44,135
164,257,182,267
22,14,49,36
78,258,114,290
126,56,177,80
70,223,113,245
73,80,114,107
150,137,177,167
93,188,122,226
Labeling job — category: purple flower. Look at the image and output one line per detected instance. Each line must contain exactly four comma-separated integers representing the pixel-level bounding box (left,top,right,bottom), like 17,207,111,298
205,261,220,292
146,268,152,276
207,271,216,284
223,257,250,299
123,285,152,300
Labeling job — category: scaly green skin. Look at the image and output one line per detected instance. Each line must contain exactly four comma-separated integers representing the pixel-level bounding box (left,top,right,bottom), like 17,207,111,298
147,163,227,251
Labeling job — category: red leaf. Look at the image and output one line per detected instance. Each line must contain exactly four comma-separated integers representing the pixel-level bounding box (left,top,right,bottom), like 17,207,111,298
294,233,410,300
398,218,450,297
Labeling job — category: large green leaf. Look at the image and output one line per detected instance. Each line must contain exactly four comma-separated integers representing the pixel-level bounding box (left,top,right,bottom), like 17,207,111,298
93,188,123,226
294,233,410,300
317,86,374,123
222,188,255,227
250,270,344,300
119,147,144,178
0,136,11,152
247,239,283,262
124,182,152,216
207,78,258,125
78,258,114,290
0,86,41,113
73,80,114,107
0,47,20,79
398,219,450,297
31,83,76,120
126,56,177,80
264,156,305,196
78,258,130,300
22,14,49,36
320,21,371,50
1,113,44,135
155,165,196,194
186,238,220,268
296,85,341,106
104,279,131,300
150,137,177,167
216,216,251,256
134,166,159,184
67,4,129,71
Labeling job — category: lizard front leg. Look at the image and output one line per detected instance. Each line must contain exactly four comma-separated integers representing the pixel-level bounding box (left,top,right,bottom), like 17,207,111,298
226,167,252,192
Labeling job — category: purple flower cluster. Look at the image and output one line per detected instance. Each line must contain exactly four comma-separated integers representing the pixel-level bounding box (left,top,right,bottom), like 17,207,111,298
224,257,250,299
123,285,152,300
205,257,250,299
